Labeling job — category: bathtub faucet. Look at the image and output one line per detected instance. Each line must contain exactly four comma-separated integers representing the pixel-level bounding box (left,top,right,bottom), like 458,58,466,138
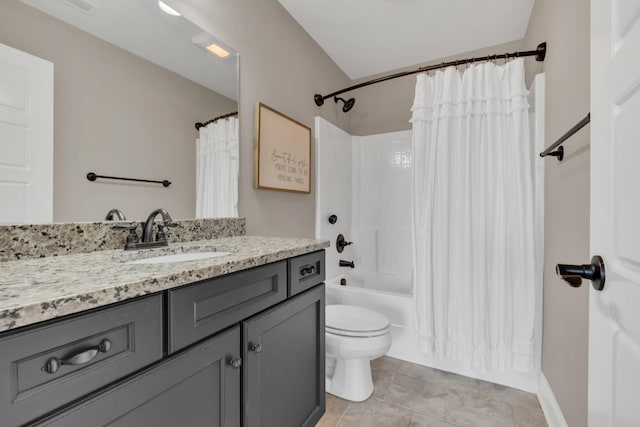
339,260,355,268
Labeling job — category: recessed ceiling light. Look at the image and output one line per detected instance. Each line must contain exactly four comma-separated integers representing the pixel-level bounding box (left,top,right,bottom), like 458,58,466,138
158,1,180,16
206,44,230,58
192,32,235,58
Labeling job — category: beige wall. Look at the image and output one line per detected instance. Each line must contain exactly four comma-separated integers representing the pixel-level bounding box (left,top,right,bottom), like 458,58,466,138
348,39,525,136
0,1,238,222
174,0,351,237
524,1,590,426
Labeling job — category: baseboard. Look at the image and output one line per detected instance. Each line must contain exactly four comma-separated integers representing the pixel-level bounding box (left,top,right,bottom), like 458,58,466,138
537,372,568,427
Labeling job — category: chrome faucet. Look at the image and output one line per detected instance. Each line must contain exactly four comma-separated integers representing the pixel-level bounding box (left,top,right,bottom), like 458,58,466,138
105,208,126,221
142,208,176,242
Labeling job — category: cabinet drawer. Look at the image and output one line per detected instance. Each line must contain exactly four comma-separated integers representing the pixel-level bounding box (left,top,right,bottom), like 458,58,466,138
288,250,325,297
168,261,287,353
36,326,241,427
0,294,163,427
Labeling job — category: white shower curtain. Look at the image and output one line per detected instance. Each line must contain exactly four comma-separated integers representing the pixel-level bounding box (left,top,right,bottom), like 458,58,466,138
196,117,239,218
410,58,536,372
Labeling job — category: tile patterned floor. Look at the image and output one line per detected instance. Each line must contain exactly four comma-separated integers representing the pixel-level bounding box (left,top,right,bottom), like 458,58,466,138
317,356,548,427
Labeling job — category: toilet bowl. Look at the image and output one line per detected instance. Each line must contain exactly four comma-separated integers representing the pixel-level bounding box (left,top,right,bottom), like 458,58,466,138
325,304,392,402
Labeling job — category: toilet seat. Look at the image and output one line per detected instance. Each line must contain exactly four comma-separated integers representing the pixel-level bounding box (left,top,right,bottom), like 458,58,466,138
325,304,392,401
326,305,390,337
326,325,390,337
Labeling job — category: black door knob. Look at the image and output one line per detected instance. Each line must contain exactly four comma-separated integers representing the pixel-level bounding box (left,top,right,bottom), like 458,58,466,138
556,255,605,291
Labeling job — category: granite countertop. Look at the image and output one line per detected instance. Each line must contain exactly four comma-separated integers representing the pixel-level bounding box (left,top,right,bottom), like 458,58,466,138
0,235,329,333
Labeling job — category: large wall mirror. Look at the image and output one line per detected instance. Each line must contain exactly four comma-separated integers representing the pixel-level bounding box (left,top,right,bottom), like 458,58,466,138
0,0,239,223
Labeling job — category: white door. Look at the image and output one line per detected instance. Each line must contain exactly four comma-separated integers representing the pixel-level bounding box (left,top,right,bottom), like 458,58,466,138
589,0,640,425
0,42,53,224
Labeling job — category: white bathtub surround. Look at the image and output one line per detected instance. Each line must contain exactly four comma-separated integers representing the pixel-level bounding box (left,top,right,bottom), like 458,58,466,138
196,116,239,218
351,133,412,295
411,59,537,372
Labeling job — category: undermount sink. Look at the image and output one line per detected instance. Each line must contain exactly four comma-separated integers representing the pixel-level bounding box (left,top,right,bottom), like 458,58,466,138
127,251,231,265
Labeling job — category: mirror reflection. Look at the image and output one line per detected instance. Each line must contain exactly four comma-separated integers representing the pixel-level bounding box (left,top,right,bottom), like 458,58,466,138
0,0,239,224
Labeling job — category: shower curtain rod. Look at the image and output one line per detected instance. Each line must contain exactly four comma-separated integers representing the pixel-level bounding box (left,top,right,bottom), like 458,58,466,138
195,111,238,131
313,42,547,108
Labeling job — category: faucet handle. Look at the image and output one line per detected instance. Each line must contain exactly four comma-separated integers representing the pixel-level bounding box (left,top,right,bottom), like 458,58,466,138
111,223,140,249
156,222,178,242
111,222,138,232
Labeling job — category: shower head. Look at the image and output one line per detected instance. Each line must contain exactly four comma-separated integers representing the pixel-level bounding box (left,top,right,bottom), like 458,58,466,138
334,96,356,113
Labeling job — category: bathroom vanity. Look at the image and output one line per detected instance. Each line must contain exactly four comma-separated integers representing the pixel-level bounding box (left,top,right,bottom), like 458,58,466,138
0,223,328,427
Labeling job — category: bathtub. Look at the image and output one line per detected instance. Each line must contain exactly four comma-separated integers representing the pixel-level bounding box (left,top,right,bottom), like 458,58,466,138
325,275,415,363
325,274,539,392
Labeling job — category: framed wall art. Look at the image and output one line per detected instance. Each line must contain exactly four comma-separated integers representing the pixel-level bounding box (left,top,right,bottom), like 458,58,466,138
254,102,311,194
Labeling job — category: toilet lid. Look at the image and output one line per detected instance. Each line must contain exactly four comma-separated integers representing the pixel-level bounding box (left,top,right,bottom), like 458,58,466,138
325,305,390,337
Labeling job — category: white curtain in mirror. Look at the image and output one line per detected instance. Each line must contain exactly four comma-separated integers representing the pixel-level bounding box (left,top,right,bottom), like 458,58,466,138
411,58,536,372
196,117,239,218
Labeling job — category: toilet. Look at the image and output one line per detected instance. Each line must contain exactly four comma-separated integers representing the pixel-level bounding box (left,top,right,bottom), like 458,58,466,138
325,304,392,402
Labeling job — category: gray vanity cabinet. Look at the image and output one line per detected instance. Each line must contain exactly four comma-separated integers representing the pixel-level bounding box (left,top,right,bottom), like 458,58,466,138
243,285,325,427
35,325,242,427
4,250,326,427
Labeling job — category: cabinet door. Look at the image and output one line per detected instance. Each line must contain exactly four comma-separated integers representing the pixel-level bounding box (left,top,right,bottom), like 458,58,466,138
36,326,241,427
243,285,325,427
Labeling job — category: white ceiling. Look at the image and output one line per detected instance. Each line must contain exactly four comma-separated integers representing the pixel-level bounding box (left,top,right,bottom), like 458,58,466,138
279,0,535,80
20,0,238,100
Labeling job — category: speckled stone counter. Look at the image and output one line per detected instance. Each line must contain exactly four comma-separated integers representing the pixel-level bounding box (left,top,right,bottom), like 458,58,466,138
0,217,245,261
0,218,246,261
0,236,329,333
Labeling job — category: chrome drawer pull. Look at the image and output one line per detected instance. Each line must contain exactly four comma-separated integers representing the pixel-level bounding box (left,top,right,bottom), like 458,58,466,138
43,339,112,374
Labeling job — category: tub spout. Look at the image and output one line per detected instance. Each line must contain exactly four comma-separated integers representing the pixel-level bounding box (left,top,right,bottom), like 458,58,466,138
339,260,355,268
